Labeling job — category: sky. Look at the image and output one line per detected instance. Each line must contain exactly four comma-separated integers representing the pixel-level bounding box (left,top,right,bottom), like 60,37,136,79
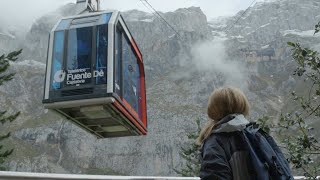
0,0,261,28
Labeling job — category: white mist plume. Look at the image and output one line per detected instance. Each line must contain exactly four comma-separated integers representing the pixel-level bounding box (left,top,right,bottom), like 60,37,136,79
191,37,248,90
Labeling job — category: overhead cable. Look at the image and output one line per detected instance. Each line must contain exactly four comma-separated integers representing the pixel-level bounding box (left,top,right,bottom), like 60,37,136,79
139,0,157,16
140,0,182,39
225,0,257,33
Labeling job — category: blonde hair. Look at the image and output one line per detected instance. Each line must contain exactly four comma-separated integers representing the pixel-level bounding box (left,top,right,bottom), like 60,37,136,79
196,87,250,145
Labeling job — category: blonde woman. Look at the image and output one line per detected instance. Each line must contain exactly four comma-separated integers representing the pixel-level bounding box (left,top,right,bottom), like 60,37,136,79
196,87,291,180
197,87,293,180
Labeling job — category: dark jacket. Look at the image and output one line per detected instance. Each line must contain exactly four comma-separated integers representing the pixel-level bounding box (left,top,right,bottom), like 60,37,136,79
199,114,253,180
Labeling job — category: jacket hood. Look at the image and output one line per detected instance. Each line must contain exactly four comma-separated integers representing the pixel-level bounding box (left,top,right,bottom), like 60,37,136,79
212,114,250,133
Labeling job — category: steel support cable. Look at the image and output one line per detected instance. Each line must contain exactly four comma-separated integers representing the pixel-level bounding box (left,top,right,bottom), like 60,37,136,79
139,0,158,16
225,0,257,33
140,0,182,39
139,0,171,29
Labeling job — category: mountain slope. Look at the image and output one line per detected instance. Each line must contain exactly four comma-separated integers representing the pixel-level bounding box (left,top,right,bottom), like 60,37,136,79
0,0,319,176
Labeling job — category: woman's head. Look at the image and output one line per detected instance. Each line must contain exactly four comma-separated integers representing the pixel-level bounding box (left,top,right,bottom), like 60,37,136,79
196,87,250,145
207,87,249,121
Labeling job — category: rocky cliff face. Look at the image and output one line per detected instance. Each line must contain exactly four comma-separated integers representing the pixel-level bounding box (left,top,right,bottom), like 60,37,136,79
22,3,77,61
1,0,320,176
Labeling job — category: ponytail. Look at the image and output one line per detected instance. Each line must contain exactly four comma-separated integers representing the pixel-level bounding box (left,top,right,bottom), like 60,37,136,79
196,119,216,145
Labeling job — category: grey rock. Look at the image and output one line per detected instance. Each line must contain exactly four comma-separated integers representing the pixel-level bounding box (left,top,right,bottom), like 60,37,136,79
1,0,320,176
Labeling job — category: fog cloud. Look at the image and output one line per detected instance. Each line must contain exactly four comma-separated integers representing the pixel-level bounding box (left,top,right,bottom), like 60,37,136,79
191,37,248,90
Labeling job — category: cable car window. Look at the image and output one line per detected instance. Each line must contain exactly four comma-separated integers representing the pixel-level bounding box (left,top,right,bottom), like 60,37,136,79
95,25,108,84
136,62,141,118
51,31,64,90
122,35,140,117
115,24,122,97
66,27,92,86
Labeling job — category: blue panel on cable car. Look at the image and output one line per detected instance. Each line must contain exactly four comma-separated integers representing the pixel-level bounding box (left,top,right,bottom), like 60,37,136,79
56,19,72,31
100,13,112,24
51,31,64,89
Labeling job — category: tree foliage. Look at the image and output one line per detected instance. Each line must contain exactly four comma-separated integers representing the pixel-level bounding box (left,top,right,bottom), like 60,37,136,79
279,22,320,179
174,118,201,177
0,49,21,170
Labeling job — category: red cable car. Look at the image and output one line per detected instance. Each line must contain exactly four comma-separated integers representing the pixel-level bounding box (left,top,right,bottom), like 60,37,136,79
42,8,147,138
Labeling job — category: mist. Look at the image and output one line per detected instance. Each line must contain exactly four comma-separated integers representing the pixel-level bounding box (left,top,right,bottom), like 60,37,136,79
0,0,70,29
191,37,248,90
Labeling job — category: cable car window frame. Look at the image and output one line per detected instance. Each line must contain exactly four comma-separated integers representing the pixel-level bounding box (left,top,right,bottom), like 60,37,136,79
95,24,108,85
50,30,66,90
65,26,94,87
114,22,123,98
48,13,113,93
114,21,142,120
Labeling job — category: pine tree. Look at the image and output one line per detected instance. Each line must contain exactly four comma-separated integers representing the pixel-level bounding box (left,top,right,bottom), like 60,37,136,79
174,118,201,177
0,49,22,170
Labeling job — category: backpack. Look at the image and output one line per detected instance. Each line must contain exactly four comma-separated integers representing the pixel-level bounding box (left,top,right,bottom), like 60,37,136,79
242,124,293,180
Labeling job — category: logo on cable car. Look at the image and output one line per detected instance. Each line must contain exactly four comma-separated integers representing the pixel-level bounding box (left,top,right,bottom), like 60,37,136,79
53,68,104,85
53,70,66,83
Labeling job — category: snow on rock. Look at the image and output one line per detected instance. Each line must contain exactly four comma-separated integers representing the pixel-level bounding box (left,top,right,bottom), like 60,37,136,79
0,32,15,39
260,23,270,28
11,59,46,68
282,30,320,37
140,18,154,22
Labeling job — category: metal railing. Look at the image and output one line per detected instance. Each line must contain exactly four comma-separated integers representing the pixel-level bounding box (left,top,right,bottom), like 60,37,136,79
0,171,315,180
0,171,199,180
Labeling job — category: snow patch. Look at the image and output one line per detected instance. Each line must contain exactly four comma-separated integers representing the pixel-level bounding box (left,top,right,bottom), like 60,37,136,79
282,30,320,37
212,31,227,38
246,23,271,35
260,23,270,28
140,18,154,22
231,35,244,39
0,32,15,39
246,31,255,36
10,60,46,68
208,23,227,29
208,16,230,29
270,17,279,20
168,34,176,39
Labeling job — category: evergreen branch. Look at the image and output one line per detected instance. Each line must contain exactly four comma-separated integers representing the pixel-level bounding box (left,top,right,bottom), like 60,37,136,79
0,111,20,125
0,73,15,86
0,49,21,170
0,149,14,158
0,62,10,74
0,132,10,141
5,49,22,61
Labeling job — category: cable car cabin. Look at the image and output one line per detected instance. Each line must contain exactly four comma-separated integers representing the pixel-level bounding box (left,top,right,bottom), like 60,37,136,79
42,11,147,138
